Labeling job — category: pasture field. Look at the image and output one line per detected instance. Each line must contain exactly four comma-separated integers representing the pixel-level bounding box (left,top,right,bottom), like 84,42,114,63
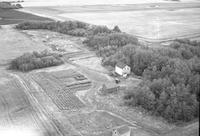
60,8,200,42
0,8,52,25
0,26,49,66
23,30,84,54
0,72,43,135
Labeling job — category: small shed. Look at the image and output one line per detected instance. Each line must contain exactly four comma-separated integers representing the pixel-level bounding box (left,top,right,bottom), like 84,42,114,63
99,83,120,95
115,62,131,78
112,125,131,136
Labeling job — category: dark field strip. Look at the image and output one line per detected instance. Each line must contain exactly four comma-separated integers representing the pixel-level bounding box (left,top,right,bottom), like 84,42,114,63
31,72,85,110
0,8,52,25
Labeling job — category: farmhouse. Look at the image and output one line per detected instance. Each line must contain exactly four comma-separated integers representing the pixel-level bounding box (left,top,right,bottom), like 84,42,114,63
115,62,131,77
112,125,131,136
99,83,120,95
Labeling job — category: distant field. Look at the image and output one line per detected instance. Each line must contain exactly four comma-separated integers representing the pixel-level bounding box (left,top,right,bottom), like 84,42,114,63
59,8,200,41
0,8,52,25
21,3,200,42
19,0,200,7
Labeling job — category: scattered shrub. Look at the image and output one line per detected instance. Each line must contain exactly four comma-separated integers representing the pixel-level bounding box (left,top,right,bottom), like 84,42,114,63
113,25,121,32
67,28,87,36
9,50,63,72
16,21,89,36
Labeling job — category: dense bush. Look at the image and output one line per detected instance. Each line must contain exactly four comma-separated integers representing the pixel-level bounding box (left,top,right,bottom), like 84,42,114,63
113,25,121,32
16,21,125,38
90,25,112,35
16,21,89,35
122,39,200,123
67,28,87,36
124,79,199,123
9,50,63,72
84,32,138,50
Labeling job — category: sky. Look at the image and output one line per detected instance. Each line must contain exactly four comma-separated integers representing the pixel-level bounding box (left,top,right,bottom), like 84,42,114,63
2,0,200,7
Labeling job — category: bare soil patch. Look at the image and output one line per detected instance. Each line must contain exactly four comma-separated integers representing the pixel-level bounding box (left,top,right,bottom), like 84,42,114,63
69,111,132,136
31,70,91,110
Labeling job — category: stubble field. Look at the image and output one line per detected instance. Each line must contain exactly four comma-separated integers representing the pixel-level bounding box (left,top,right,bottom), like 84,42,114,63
59,8,200,42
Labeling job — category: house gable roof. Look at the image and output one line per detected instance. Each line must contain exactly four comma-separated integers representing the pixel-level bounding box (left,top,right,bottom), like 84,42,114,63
116,62,127,69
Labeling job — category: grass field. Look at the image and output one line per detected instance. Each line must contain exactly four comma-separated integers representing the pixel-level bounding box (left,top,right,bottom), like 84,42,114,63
0,26,49,65
0,8,52,25
59,8,200,41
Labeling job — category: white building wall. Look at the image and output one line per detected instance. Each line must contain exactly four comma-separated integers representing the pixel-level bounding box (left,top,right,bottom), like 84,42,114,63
122,131,131,136
115,66,123,75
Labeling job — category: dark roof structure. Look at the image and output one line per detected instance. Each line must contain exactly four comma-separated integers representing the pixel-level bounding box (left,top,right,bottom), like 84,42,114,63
116,62,127,69
117,125,130,135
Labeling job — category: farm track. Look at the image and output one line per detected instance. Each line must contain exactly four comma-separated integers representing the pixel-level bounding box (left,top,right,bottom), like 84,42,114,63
63,56,109,75
136,32,200,44
9,73,65,136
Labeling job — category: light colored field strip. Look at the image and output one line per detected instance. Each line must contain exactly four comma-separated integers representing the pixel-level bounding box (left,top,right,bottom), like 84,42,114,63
97,110,138,127
135,32,200,43
9,73,65,136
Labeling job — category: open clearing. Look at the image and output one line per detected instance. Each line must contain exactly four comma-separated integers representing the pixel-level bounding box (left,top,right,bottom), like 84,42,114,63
69,111,132,136
0,26,49,66
0,8,52,25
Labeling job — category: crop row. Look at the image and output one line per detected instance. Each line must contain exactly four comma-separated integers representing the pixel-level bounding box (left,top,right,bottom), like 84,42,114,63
31,73,85,110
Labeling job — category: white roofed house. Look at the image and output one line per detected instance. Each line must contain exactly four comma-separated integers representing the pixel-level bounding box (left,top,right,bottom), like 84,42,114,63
115,62,131,78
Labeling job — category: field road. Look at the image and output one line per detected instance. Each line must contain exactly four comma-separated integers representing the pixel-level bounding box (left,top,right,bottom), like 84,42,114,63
9,73,65,136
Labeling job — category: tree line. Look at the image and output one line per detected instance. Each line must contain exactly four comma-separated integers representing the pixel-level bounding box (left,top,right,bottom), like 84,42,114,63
9,50,63,72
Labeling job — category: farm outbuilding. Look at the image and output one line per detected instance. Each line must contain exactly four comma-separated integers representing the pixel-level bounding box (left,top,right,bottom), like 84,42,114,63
112,125,131,136
115,62,131,78
99,83,120,95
